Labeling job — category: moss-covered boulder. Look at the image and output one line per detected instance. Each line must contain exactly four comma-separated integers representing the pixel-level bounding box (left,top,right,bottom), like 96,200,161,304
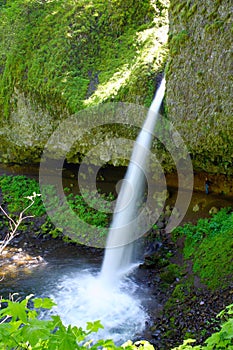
166,0,233,174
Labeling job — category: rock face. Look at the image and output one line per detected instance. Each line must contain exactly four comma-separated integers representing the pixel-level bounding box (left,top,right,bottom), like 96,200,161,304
0,0,232,175
166,0,233,174
0,0,168,165
0,88,61,163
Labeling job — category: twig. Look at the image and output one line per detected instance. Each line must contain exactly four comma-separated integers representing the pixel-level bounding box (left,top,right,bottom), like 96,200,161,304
0,193,41,255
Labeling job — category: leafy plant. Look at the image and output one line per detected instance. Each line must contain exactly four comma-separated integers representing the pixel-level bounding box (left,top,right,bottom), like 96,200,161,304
0,175,115,245
40,184,115,245
0,295,232,350
0,294,154,350
0,175,45,216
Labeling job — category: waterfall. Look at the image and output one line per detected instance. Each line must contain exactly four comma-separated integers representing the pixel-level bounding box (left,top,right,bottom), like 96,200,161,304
100,78,166,286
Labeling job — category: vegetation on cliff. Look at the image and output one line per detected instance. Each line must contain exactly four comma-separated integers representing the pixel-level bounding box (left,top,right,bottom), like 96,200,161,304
0,0,232,176
154,206,233,348
0,175,114,247
0,0,167,115
166,0,233,174
173,207,233,290
0,0,168,163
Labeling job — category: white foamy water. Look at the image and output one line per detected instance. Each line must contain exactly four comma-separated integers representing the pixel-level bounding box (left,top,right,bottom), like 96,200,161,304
49,269,148,344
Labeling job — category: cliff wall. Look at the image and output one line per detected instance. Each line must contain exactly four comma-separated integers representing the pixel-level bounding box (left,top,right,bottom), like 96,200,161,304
0,0,232,176
0,0,168,164
166,0,232,174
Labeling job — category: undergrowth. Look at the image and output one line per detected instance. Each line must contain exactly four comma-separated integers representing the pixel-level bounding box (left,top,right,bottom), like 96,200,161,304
0,175,114,245
0,295,232,349
0,175,44,216
173,207,233,289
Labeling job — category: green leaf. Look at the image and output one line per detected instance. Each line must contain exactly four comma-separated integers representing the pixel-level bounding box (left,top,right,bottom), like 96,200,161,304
0,300,28,323
86,320,104,333
47,324,78,350
33,297,57,310
20,319,53,346
69,325,87,343
221,319,233,339
205,332,220,347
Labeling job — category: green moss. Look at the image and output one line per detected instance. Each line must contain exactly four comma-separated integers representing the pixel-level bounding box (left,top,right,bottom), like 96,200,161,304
160,263,182,284
169,30,189,56
0,0,166,119
170,1,186,16
173,208,233,290
192,226,233,289
204,20,225,32
167,0,233,175
170,1,197,21
186,4,197,18
0,0,169,164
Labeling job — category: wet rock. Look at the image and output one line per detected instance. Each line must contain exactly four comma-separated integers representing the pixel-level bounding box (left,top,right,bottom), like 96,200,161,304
0,247,47,278
152,329,162,339
145,241,162,256
156,220,165,229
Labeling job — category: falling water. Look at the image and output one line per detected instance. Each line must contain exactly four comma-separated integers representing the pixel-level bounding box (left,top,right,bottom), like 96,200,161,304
45,78,166,343
100,78,166,286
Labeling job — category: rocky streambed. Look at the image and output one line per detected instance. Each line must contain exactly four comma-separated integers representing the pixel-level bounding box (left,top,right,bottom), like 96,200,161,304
138,225,233,349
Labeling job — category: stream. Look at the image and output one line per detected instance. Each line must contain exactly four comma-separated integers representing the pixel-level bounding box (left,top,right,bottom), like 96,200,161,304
0,241,151,344
0,163,232,345
0,160,152,343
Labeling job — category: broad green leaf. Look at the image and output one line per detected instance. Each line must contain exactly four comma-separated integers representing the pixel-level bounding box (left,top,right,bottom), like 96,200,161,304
47,325,78,350
20,319,53,346
171,338,201,350
205,332,220,347
69,325,87,342
221,319,233,339
0,300,28,323
86,320,104,333
0,320,21,338
33,297,57,310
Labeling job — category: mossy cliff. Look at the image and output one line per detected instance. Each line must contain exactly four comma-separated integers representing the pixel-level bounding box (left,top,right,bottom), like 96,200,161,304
0,0,232,176
0,0,168,164
166,0,233,175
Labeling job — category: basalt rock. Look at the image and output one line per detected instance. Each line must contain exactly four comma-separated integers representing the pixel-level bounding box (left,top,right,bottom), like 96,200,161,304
166,0,233,175
0,0,168,166
0,0,232,178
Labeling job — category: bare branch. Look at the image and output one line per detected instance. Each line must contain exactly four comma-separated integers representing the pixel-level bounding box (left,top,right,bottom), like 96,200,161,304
0,193,41,254
0,205,17,227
